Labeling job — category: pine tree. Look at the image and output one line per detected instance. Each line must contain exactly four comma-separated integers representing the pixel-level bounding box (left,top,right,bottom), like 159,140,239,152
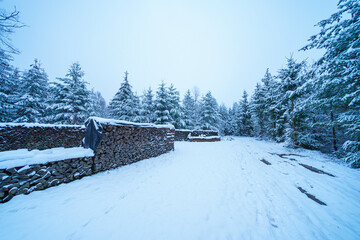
0,8,23,122
108,71,137,121
229,102,239,135
238,90,253,136
51,62,91,125
288,65,335,152
15,59,49,123
0,64,19,122
233,99,242,135
250,69,279,140
251,69,272,137
301,0,360,166
44,82,58,123
154,81,172,124
263,71,280,141
139,87,155,123
90,89,107,118
182,90,196,129
276,56,306,146
168,84,184,128
7,68,21,120
132,93,141,122
192,87,202,129
250,83,265,136
199,91,219,130
218,104,232,135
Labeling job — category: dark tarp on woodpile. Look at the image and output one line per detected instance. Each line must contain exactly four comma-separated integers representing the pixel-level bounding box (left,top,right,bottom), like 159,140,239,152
82,118,103,151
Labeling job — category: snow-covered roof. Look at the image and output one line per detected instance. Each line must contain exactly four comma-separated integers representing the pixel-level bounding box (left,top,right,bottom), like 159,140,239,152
0,122,85,129
89,117,175,130
0,147,94,169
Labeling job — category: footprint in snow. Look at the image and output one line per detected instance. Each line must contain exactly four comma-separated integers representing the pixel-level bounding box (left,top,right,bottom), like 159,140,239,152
104,206,115,215
82,219,92,227
62,197,74,204
245,190,252,196
118,193,127,200
267,215,278,228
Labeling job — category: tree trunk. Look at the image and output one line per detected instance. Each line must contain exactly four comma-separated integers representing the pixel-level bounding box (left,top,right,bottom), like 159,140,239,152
291,101,298,145
259,119,263,137
330,109,338,151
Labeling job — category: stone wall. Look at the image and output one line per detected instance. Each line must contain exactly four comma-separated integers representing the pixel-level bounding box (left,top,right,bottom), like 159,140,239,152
175,129,219,141
0,119,174,203
0,123,85,151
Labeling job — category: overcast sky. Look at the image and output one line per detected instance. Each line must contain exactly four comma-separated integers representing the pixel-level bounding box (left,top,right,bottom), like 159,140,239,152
2,0,339,107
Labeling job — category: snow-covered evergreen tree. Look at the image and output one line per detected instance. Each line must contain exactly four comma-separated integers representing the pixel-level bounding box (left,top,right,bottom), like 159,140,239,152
192,87,202,129
132,92,142,123
238,90,253,136
229,102,239,135
15,59,49,123
154,81,172,125
250,69,279,139
218,104,232,136
286,64,336,152
108,71,138,121
276,56,306,146
250,83,265,137
199,91,219,130
182,90,196,129
43,82,58,123
233,99,242,135
51,62,91,125
0,65,19,122
168,84,184,128
0,8,23,122
302,0,360,167
138,87,155,123
90,89,107,118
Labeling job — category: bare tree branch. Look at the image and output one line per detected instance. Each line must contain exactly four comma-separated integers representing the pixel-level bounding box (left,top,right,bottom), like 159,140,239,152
0,7,25,56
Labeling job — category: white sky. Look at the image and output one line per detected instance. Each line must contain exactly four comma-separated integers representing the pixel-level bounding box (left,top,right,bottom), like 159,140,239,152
2,0,339,107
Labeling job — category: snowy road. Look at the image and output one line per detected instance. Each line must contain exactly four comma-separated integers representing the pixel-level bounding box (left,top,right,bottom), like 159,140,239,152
1,137,360,240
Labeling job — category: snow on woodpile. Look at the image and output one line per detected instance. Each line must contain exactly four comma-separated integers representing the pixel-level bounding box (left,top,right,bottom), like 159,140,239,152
188,135,221,142
0,147,95,203
89,117,175,129
0,147,94,169
0,122,85,129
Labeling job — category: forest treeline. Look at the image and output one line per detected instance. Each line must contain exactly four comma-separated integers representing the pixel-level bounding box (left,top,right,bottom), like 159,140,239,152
0,1,359,167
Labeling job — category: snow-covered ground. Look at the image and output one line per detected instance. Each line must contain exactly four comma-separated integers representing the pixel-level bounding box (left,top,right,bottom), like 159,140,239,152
1,137,359,240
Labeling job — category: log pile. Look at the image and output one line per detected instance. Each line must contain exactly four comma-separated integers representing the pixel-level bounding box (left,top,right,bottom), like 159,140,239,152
0,156,93,203
189,137,221,142
93,124,174,173
0,124,85,151
0,119,175,203
175,129,219,141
